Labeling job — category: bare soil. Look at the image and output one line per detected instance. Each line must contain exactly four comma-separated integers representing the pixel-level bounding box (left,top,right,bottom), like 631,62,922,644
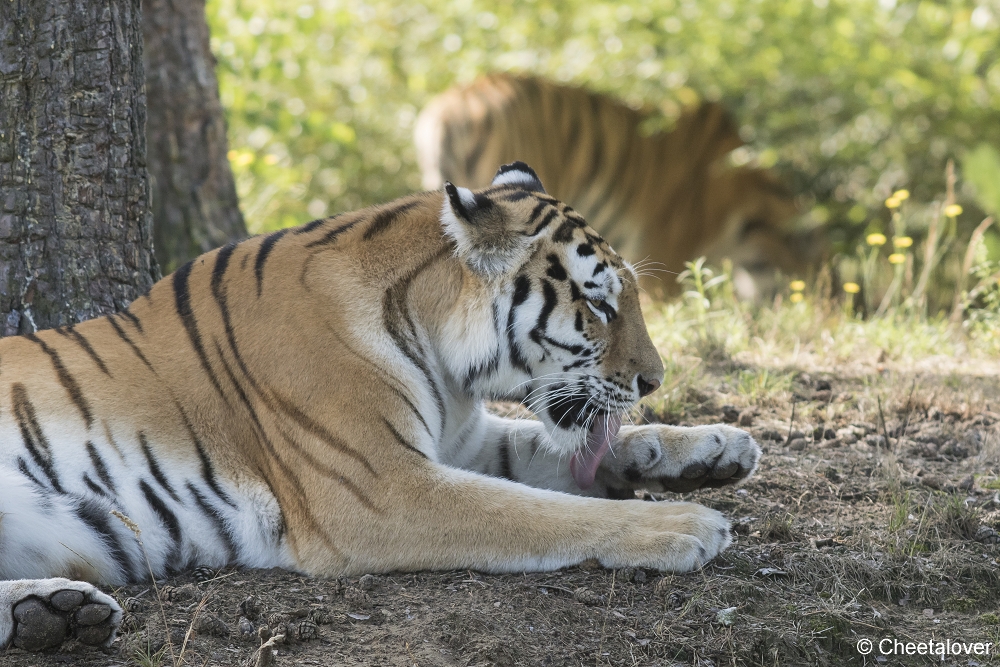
5,367,1000,667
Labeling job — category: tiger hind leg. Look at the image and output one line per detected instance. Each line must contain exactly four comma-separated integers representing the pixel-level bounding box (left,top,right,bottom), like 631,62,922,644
0,578,122,651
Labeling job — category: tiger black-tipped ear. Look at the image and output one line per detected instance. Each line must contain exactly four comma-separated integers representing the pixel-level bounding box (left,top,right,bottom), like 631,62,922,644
441,182,530,279
492,161,546,194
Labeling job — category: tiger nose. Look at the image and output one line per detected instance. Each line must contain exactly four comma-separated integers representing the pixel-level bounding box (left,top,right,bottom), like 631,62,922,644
636,374,661,397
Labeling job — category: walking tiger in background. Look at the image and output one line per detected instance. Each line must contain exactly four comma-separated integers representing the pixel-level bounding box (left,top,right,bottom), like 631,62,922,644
415,73,820,299
0,163,759,652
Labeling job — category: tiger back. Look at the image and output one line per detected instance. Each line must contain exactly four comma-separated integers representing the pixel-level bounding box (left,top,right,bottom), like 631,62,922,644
415,73,819,299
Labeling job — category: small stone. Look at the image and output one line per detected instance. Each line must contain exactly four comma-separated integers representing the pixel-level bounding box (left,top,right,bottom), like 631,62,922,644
238,616,255,638
738,411,755,427
633,569,647,584
788,438,808,451
358,574,376,591
716,606,737,626
75,603,112,626
343,586,370,610
721,405,740,423
974,526,1000,544
823,428,836,440
49,590,84,612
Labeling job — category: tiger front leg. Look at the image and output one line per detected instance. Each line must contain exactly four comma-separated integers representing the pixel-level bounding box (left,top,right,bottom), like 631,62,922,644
597,424,761,496
0,578,122,652
311,461,733,576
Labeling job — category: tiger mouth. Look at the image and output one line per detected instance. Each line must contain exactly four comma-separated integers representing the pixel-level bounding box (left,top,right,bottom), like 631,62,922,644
569,411,623,490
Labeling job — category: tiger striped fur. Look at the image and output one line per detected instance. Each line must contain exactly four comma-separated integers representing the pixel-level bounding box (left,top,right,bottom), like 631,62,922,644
0,163,759,652
415,73,816,299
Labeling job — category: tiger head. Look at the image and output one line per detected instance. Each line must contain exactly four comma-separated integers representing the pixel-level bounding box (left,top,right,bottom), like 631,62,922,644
440,163,664,489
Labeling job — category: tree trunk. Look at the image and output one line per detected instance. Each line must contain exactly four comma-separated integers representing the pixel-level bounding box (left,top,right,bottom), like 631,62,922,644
0,0,158,335
144,0,247,274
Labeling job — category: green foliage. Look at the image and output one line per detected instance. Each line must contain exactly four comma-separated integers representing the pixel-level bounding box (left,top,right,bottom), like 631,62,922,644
733,369,795,404
964,144,1000,216
206,0,1000,239
677,256,731,348
963,244,1000,339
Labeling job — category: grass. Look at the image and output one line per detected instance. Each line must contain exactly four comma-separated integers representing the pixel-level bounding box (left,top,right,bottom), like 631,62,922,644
639,162,1000,410
110,511,217,667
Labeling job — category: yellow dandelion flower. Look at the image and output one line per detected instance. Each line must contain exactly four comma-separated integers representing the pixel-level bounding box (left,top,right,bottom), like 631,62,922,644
893,189,910,201
843,282,861,294
888,253,906,264
885,197,901,209
944,204,963,217
866,233,887,246
789,280,806,292
789,292,804,303
893,236,913,248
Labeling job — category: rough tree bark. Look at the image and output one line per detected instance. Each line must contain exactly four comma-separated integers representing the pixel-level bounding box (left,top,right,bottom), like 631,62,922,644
144,0,247,274
0,0,159,334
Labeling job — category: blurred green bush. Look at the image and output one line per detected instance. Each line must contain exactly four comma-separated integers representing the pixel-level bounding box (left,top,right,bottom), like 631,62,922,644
208,0,1000,258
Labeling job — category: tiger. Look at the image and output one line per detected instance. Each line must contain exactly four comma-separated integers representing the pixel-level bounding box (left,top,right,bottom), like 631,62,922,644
415,73,817,300
0,162,760,652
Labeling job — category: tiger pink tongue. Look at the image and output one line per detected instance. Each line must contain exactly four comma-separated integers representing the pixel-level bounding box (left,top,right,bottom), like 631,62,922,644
570,413,623,489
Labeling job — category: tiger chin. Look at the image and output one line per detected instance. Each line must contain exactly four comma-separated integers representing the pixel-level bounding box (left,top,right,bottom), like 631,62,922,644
0,162,760,652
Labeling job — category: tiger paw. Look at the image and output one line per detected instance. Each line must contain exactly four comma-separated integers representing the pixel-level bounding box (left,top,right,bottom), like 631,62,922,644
601,423,760,494
603,500,732,572
0,578,122,651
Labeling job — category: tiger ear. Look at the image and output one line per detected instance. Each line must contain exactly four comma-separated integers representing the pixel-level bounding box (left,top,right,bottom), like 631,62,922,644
441,182,530,278
491,161,546,193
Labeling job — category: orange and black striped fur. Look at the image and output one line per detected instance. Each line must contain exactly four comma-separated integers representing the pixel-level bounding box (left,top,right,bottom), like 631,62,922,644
0,163,759,651
416,74,820,299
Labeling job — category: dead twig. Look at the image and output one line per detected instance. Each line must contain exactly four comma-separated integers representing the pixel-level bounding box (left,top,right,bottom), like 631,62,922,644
785,400,798,446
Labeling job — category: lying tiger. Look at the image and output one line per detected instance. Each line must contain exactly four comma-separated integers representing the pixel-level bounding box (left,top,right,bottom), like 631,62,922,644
0,163,759,652
415,73,817,299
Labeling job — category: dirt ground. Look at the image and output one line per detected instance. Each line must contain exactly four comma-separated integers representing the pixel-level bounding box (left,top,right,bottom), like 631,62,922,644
5,365,1000,667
